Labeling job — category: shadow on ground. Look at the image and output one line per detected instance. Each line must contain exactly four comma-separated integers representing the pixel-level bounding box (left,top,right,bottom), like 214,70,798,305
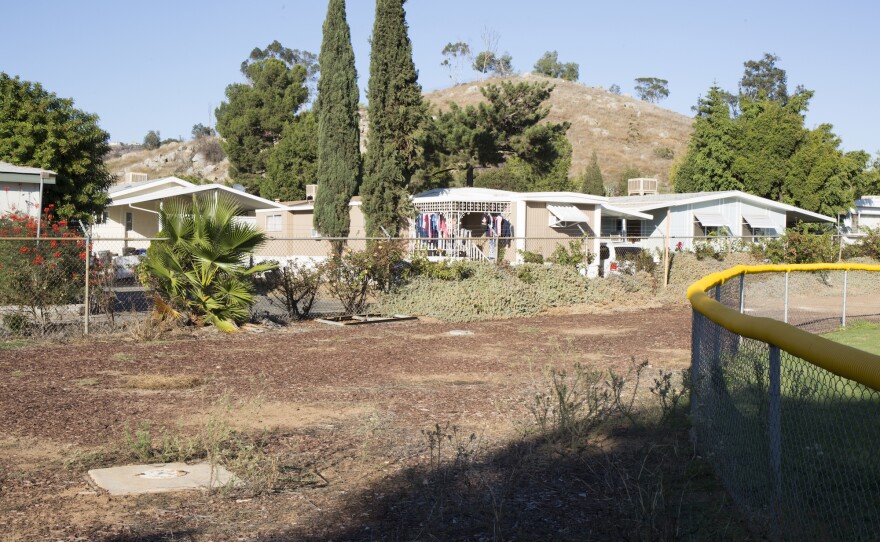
263,417,748,541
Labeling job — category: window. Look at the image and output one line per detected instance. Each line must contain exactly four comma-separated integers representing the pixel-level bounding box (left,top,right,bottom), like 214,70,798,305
125,212,133,232
693,212,730,237
95,211,109,225
265,214,282,232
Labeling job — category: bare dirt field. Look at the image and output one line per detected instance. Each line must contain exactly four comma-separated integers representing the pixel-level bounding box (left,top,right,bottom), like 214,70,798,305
0,306,743,541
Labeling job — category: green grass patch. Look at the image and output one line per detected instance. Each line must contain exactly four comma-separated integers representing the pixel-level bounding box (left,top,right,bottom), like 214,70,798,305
822,321,880,355
0,340,30,350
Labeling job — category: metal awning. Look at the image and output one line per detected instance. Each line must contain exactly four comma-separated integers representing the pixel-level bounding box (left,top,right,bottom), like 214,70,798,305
547,204,590,224
742,214,777,229
693,211,728,227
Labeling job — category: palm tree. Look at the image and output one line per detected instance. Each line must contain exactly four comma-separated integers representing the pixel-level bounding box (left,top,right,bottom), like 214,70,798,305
143,193,276,331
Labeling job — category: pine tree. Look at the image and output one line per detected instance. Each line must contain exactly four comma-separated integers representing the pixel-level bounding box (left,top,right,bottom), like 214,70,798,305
580,151,605,195
314,0,361,239
361,0,426,237
673,86,740,193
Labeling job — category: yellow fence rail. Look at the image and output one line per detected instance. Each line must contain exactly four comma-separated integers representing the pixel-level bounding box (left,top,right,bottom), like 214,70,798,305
688,263,880,392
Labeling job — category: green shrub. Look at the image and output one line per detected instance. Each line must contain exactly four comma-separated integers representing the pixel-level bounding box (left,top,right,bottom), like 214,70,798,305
409,253,475,281
619,250,657,274
518,250,545,264
753,224,836,264
3,312,32,335
652,146,675,160
842,228,880,261
693,240,723,261
548,239,592,268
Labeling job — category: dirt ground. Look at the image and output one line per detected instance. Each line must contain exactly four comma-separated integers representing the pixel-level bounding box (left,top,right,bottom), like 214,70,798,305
0,306,713,541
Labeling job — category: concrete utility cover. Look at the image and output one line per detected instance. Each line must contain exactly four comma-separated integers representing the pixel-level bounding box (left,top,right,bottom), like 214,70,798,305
88,462,235,495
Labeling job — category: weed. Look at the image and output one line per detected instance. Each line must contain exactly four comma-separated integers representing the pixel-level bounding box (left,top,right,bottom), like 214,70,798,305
74,377,99,387
11,369,24,377
63,449,112,471
649,369,689,425
124,374,203,390
111,353,133,362
120,394,308,496
0,339,30,350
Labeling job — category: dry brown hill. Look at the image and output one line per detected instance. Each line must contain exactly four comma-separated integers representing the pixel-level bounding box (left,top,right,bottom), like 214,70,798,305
424,73,694,191
107,75,693,191
106,137,229,184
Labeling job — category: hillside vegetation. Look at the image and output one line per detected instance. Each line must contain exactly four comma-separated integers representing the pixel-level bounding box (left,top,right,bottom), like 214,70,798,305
425,73,693,189
108,75,693,191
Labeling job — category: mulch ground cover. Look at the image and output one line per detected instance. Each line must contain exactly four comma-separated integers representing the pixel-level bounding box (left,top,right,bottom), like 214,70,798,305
0,306,723,541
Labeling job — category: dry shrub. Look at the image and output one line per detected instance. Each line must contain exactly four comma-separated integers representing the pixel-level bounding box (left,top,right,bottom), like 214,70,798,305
378,262,658,322
124,374,203,390
194,136,225,164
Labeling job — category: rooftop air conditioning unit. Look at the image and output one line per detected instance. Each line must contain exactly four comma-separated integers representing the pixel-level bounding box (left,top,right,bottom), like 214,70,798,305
124,172,148,184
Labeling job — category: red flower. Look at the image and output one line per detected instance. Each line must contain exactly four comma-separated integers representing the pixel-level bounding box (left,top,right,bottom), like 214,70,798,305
32,256,44,265
50,240,58,248
53,251,61,258
19,247,28,254
12,227,21,234
78,252,87,260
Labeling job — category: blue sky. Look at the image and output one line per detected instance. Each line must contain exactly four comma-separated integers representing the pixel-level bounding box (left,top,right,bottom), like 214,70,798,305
2,0,878,154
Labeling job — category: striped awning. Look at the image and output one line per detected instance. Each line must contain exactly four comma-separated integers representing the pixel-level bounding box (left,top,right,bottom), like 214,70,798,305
548,204,590,224
693,211,728,227
742,214,777,229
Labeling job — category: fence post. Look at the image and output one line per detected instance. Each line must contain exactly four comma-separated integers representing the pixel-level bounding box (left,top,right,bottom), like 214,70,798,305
713,284,722,365
768,345,782,540
842,270,848,327
83,233,90,336
739,272,745,314
783,272,789,324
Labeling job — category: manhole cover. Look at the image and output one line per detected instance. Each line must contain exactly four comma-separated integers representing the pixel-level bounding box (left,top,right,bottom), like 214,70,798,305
447,330,474,336
137,468,189,479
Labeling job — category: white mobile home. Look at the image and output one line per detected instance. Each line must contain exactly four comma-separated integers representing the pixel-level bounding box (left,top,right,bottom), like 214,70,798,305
606,191,835,251
0,161,57,219
93,176,286,253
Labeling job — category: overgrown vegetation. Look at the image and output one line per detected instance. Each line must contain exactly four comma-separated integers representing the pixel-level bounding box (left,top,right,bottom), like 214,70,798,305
390,357,736,541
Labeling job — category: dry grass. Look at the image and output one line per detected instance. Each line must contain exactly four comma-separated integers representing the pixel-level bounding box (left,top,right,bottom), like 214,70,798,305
105,138,230,183
123,374,203,390
425,73,694,188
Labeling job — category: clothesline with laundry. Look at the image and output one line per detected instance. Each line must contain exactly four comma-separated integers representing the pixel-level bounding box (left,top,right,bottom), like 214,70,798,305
415,213,513,239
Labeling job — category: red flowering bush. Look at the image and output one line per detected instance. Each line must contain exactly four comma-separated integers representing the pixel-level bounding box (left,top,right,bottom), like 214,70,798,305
0,209,89,333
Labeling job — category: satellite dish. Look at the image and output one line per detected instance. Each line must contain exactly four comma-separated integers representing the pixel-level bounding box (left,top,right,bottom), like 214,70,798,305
232,183,246,193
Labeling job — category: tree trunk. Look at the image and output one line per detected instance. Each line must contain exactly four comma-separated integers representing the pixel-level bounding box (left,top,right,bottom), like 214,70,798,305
466,164,474,187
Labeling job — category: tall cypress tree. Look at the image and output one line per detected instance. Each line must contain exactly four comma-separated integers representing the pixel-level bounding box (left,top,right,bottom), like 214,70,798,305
361,0,426,237
314,0,361,239
580,151,605,195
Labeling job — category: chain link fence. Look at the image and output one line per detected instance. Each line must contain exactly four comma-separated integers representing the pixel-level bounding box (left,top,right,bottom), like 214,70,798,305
690,267,880,541
1,232,876,338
